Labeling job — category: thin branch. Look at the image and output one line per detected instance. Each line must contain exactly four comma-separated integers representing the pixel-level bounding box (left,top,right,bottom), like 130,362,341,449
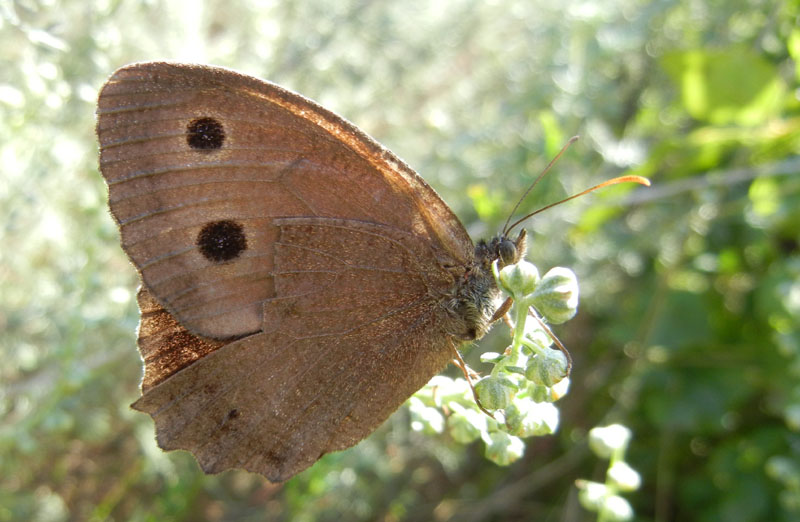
529,310,573,376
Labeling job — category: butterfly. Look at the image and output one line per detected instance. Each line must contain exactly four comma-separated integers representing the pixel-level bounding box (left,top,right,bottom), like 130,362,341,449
96,62,527,481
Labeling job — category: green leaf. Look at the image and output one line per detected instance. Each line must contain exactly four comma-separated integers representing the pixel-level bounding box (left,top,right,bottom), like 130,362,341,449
662,47,785,125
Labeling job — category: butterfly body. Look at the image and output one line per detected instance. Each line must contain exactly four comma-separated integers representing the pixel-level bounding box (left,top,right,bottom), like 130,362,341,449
97,62,522,480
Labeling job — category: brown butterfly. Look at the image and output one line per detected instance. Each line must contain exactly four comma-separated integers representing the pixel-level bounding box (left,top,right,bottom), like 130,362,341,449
96,62,527,481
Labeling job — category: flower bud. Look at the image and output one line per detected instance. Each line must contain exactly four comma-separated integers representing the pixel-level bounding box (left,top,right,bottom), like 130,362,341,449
498,260,540,297
550,377,570,401
601,495,634,521
531,267,579,324
529,383,550,403
608,462,642,492
474,375,517,410
447,403,487,443
408,397,444,434
479,351,505,364
505,399,559,437
484,431,525,466
588,424,632,458
523,323,552,351
525,348,569,386
577,480,609,511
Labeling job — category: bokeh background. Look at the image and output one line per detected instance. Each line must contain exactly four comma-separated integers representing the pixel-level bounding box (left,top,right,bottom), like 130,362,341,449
2,0,799,520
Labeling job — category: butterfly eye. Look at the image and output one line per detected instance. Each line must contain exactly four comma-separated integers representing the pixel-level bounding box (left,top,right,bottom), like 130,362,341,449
461,328,478,341
498,238,517,266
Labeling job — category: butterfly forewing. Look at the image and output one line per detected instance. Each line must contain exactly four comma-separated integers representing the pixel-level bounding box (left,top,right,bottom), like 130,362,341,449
97,62,472,339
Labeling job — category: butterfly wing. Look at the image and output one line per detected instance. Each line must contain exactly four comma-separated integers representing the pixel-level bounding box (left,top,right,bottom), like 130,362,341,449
98,62,477,479
97,62,473,339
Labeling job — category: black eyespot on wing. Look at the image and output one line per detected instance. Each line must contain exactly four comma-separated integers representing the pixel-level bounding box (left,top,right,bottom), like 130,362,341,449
197,220,247,262
187,117,225,150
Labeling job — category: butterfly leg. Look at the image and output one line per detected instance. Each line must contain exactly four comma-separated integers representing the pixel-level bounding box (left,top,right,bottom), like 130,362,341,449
489,297,513,324
528,310,573,375
449,339,496,419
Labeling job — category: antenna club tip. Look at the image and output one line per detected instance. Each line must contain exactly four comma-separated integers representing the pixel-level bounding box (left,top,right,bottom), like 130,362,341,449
610,175,651,187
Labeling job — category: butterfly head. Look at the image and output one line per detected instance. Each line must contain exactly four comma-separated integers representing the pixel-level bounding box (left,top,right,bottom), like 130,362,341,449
475,228,527,272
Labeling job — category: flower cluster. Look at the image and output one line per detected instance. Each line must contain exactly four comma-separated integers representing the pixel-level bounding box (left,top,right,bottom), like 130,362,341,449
411,258,579,466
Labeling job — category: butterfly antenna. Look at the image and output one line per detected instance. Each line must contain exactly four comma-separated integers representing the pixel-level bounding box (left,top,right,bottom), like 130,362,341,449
504,174,651,235
502,136,580,235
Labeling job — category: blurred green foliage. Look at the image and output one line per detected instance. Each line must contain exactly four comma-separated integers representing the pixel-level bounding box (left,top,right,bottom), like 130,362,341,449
1,0,798,520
